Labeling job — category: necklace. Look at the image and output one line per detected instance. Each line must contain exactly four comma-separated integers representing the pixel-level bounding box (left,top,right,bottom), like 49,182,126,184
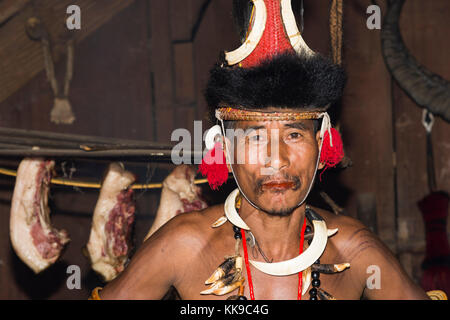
222,189,329,276
238,216,307,300
202,196,351,300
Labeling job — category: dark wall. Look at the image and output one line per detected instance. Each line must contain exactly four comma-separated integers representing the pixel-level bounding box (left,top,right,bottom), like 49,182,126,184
338,0,450,281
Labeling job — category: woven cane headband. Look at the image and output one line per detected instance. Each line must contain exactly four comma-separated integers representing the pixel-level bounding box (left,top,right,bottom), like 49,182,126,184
215,107,323,121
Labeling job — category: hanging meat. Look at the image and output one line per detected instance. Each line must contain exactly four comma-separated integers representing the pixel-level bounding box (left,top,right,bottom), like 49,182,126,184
87,162,136,282
144,165,208,241
10,158,70,273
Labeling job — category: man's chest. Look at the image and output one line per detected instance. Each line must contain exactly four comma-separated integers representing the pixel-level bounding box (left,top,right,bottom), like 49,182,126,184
174,225,363,300
175,252,362,300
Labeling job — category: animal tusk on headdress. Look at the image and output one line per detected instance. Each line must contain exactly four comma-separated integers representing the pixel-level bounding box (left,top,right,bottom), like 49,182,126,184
319,112,332,146
280,0,314,56
249,208,328,276
225,0,267,66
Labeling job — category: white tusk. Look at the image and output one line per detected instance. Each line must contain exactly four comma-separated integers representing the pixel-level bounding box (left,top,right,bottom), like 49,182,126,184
205,278,244,296
305,227,338,240
311,262,350,274
205,256,236,284
317,288,336,300
224,188,250,230
200,281,225,295
280,0,314,57
327,228,338,237
302,267,312,296
235,256,243,271
225,0,267,66
249,209,328,276
211,215,228,228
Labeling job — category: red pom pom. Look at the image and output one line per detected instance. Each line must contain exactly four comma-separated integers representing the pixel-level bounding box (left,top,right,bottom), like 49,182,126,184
319,128,344,179
198,142,229,190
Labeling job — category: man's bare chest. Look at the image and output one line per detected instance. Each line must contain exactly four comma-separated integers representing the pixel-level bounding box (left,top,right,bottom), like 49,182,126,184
174,234,362,300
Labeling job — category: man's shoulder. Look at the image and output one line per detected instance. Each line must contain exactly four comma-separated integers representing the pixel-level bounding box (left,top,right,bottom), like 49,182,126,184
311,206,369,232
167,203,225,232
311,206,383,258
149,204,225,249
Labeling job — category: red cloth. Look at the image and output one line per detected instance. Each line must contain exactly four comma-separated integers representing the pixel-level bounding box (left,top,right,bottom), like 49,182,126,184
319,128,344,180
198,142,229,190
241,0,294,68
418,192,450,293
319,128,344,168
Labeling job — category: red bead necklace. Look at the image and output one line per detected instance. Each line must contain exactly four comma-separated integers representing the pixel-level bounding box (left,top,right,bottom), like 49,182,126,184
240,217,307,300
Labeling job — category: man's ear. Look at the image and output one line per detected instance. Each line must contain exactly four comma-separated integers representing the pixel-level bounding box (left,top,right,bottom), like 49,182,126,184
316,130,325,170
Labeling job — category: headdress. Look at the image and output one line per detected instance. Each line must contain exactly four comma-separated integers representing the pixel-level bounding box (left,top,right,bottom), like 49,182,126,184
200,0,346,191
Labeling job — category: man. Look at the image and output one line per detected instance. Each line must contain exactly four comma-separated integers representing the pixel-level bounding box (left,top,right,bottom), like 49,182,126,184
96,119,428,300
94,0,429,300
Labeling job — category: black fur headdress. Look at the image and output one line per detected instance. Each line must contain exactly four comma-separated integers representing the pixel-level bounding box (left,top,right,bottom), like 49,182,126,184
205,0,347,119
205,52,346,111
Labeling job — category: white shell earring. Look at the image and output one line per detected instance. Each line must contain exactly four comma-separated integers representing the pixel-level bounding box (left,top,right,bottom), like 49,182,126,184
205,125,222,150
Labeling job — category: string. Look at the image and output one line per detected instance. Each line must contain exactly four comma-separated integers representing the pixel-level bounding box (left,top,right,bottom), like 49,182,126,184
297,217,307,300
241,227,255,300
241,215,307,300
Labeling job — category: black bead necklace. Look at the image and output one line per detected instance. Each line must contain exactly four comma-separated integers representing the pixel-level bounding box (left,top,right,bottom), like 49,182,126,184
309,259,321,300
305,224,322,300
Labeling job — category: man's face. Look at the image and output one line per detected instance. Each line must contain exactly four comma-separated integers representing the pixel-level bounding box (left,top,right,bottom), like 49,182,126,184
227,118,322,216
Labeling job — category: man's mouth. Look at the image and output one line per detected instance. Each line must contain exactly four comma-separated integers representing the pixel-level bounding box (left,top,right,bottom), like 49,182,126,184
261,180,296,191
255,174,301,195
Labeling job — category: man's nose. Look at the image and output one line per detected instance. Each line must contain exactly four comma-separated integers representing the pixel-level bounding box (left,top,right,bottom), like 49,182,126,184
266,132,289,171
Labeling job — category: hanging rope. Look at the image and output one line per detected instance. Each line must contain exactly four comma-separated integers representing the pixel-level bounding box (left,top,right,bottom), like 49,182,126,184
329,0,343,65
26,13,76,124
422,109,437,192
317,0,346,215
43,34,76,124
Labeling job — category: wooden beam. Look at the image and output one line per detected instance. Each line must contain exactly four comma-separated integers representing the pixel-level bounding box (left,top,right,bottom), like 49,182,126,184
0,0,30,25
0,0,135,104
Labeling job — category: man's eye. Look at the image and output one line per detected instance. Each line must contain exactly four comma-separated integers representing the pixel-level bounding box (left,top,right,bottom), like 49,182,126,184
250,135,261,141
289,132,302,139
247,134,266,144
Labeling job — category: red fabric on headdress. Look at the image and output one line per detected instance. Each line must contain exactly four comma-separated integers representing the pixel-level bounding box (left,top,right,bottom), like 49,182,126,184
319,128,344,180
241,0,294,68
198,142,229,190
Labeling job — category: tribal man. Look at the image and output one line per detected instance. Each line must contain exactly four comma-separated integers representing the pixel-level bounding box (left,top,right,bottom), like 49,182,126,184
92,0,430,300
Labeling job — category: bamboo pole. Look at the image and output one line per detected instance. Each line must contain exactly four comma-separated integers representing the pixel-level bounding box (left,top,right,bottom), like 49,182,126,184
0,127,206,160
0,134,178,151
0,167,210,190
0,127,173,149
0,148,204,161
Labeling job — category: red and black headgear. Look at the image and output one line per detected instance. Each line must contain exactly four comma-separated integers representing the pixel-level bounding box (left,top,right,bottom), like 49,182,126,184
200,0,347,190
